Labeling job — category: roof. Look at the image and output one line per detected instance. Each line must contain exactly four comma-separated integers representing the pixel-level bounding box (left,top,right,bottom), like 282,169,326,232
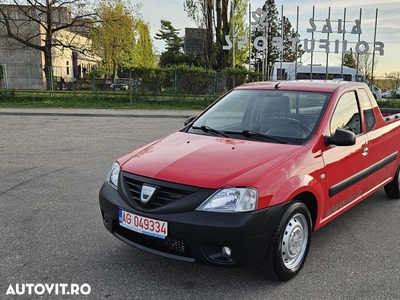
236,80,365,93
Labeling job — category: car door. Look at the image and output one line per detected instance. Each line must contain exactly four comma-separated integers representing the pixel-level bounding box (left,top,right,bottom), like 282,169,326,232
358,88,400,190
321,90,371,220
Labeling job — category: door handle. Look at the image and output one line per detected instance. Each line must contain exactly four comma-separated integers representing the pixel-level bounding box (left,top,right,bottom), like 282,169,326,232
362,147,369,156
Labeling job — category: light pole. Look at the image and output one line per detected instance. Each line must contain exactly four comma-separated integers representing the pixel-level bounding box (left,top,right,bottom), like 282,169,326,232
232,0,235,69
231,0,235,87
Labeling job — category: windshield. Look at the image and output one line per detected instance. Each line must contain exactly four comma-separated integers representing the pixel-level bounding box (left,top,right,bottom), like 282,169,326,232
114,79,129,84
188,89,330,145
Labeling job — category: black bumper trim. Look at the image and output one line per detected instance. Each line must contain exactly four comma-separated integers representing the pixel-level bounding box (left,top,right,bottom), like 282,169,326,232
114,230,195,263
99,182,287,267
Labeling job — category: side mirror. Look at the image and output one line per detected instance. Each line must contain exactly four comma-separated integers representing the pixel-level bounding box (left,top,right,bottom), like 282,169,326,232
184,116,197,126
324,129,356,146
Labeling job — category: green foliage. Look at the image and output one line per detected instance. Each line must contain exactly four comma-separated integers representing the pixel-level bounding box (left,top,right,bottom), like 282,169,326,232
0,66,265,110
155,20,184,54
343,50,357,69
223,67,261,85
132,20,155,68
173,65,216,94
2,90,400,111
91,1,155,81
89,67,103,79
229,0,250,67
251,0,303,72
155,20,192,68
377,99,400,108
381,72,400,91
105,64,262,96
259,0,281,67
118,65,215,95
3,65,400,110
183,0,204,27
0,91,212,110
158,52,188,68
280,16,305,62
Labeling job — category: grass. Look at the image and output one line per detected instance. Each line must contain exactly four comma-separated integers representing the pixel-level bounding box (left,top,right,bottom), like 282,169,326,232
1,89,400,111
377,98,400,108
0,90,217,110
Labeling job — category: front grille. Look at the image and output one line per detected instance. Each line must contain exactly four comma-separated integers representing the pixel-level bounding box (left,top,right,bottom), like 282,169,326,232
115,223,194,258
122,173,199,209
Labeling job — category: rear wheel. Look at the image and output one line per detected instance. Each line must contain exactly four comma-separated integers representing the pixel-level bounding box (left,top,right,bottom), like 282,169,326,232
260,200,312,281
384,165,400,199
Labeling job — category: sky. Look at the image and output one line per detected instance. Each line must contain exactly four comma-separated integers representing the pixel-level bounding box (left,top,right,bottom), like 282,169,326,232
139,0,400,77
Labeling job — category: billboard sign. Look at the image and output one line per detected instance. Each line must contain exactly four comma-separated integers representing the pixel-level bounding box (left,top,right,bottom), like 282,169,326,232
223,6,384,56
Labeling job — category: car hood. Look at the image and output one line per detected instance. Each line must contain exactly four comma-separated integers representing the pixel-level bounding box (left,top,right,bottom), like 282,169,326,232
119,132,301,189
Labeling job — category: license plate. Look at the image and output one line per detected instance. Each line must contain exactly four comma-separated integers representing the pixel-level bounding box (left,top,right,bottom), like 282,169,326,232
119,209,168,239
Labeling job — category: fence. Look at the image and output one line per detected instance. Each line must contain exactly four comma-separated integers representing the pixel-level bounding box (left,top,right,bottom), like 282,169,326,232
0,64,262,99
2,63,396,98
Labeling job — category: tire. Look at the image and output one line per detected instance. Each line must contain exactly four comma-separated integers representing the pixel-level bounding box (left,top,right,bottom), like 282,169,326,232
260,200,312,281
384,165,400,199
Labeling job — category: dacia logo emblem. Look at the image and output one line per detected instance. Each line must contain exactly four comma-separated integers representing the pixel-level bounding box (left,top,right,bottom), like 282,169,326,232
140,185,156,204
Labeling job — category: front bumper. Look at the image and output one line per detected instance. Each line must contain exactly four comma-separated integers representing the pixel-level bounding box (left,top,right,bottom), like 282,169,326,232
99,182,287,267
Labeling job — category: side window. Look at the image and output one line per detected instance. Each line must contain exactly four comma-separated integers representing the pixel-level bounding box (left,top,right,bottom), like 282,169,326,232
358,88,376,132
330,91,362,135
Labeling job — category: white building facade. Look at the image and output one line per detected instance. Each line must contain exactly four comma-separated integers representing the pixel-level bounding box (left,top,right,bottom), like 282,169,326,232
0,5,100,90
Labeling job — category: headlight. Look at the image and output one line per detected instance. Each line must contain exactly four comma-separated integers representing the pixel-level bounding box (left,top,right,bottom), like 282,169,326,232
196,187,258,213
107,162,120,189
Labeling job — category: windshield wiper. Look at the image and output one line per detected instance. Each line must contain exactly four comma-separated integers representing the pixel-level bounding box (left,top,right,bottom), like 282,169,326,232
242,130,289,144
192,125,230,137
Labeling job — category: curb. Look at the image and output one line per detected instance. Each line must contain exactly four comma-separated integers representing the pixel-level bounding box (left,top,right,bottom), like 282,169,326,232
0,109,201,119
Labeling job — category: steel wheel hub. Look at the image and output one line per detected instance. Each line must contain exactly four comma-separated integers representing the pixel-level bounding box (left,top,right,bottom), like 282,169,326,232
281,213,309,269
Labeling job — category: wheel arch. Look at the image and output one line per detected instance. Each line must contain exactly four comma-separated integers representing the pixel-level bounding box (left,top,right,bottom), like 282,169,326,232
264,174,324,229
292,192,318,230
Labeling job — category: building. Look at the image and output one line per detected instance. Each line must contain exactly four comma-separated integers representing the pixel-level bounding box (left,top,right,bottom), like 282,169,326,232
0,5,100,90
184,28,207,56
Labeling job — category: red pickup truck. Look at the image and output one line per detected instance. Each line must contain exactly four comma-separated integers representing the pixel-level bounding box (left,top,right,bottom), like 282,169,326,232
99,80,400,281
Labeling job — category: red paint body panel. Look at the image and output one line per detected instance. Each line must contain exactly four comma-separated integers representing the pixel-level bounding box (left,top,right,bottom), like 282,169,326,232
116,80,400,230
119,132,301,190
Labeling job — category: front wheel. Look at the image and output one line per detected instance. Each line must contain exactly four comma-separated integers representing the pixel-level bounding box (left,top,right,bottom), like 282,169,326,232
260,200,312,281
384,165,400,199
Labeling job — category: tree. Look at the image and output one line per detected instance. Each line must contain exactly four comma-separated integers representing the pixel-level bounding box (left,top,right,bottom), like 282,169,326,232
184,0,248,70
91,1,154,81
155,20,184,53
227,0,249,68
251,0,280,73
155,19,187,67
280,16,304,62
0,1,98,90
250,1,303,75
354,50,379,82
132,20,154,68
184,0,215,68
386,71,400,92
342,49,357,69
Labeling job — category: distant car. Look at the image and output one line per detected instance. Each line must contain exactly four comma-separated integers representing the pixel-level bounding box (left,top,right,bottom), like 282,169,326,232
381,90,393,99
370,85,382,100
110,80,129,91
396,89,400,99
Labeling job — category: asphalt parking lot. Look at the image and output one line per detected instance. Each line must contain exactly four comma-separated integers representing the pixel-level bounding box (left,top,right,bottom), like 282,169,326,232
1,109,400,299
